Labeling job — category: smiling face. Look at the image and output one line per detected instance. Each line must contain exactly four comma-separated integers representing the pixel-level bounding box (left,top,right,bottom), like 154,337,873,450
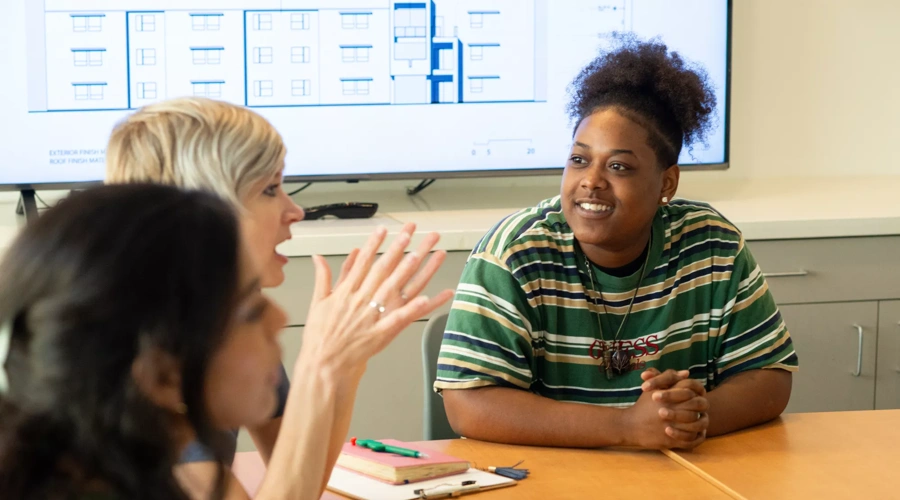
239,170,306,288
561,108,680,267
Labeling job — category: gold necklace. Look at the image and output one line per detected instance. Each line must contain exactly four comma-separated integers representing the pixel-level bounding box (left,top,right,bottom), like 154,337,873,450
582,234,652,380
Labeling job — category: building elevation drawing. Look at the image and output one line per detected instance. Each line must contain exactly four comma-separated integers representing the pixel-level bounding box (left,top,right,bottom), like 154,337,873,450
27,0,557,112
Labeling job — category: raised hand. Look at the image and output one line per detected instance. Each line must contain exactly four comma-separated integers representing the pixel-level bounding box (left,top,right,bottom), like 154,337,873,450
300,224,455,374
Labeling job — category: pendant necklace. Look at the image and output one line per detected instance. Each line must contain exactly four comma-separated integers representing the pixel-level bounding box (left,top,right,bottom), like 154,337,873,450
582,235,651,380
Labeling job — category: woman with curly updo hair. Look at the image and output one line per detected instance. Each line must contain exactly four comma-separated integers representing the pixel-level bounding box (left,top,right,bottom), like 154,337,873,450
435,35,797,450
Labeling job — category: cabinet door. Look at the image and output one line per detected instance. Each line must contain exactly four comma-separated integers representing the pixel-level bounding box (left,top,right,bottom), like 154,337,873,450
876,301,900,410
238,321,428,452
346,320,427,442
780,302,878,413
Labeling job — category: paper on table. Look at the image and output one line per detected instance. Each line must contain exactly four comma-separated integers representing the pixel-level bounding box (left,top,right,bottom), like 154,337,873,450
327,467,516,500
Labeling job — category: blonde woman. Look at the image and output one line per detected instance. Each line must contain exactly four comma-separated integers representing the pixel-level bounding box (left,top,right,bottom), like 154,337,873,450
106,97,453,498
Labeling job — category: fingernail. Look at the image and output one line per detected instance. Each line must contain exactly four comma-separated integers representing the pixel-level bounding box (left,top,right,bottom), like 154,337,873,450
658,408,669,418
641,382,650,391
652,392,662,401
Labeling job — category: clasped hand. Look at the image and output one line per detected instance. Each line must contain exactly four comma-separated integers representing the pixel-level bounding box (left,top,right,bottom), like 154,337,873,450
625,368,709,450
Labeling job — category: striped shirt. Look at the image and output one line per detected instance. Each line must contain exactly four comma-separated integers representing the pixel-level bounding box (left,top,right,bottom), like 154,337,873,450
434,197,798,407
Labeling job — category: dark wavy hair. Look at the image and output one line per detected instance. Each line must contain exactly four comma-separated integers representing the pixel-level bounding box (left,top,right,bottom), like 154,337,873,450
0,184,241,499
567,33,717,167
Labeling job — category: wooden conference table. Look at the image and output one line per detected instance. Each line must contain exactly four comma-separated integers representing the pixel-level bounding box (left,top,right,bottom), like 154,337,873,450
232,410,900,500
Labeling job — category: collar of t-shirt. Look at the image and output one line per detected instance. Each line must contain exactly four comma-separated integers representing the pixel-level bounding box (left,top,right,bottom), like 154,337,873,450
595,240,651,278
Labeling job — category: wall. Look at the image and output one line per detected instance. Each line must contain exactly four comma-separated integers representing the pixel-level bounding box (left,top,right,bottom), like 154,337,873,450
722,0,900,180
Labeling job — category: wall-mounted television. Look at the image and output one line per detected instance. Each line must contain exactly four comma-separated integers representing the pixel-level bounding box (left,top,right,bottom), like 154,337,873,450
0,0,731,190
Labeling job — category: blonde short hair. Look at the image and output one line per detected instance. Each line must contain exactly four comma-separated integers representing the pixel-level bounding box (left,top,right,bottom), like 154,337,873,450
105,97,286,207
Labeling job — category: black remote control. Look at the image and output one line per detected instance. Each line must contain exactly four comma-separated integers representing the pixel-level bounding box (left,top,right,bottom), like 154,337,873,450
303,202,378,220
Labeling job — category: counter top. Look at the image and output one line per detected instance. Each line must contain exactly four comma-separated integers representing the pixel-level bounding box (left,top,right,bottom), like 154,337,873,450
2,176,898,257
278,176,900,256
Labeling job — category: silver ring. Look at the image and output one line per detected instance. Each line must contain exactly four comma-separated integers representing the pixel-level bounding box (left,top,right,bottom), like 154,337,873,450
697,412,703,421
368,300,386,314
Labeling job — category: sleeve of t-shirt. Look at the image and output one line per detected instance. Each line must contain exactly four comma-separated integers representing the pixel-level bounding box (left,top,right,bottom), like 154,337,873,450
179,364,289,464
711,239,799,386
433,251,538,393
179,429,238,465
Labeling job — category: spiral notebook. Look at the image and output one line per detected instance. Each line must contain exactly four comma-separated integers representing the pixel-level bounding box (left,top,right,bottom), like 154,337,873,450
326,467,516,500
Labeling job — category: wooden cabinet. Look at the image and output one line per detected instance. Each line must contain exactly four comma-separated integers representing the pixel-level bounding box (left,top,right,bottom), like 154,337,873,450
779,302,878,413
747,237,900,414
876,300,900,410
237,321,430,452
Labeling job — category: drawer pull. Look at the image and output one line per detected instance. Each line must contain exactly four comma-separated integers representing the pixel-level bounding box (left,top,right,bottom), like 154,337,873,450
896,322,900,374
852,325,864,377
763,270,809,278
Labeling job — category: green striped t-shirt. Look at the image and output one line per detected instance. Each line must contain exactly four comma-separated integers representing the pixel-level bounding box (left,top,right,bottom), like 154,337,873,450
434,197,798,406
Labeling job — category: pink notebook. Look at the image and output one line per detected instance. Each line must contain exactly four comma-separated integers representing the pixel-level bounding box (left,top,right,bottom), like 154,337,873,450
334,440,470,485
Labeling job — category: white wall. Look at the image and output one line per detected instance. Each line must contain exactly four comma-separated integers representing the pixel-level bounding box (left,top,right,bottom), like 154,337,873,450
722,0,900,180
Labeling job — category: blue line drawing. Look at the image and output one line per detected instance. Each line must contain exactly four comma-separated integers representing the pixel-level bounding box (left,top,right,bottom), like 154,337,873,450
136,14,156,32
72,82,107,100
252,13,273,31
341,45,372,63
341,12,372,29
137,82,157,99
31,0,573,111
292,79,311,96
135,48,156,66
71,13,105,33
72,48,106,67
191,47,224,65
467,10,499,29
191,13,223,31
192,80,225,98
253,79,274,97
252,47,273,64
292,12,312,30
291,46,312,64
341,78,372,96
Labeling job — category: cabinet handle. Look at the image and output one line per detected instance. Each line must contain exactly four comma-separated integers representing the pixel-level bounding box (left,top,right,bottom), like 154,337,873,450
762,270,809,278
896,322,900,374
852,324,864,377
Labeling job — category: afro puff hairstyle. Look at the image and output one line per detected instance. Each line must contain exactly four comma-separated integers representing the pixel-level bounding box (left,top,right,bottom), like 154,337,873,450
567,34,717,168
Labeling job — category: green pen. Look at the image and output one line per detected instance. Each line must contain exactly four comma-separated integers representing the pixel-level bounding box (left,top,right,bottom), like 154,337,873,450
351,438,430,458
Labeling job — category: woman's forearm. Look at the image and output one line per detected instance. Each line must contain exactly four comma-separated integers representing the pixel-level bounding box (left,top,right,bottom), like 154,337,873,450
254,351,340,500
317,365,366,493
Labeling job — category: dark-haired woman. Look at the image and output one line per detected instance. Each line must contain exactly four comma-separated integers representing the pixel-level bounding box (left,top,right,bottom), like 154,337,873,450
0,184,450,499
435,36,797,450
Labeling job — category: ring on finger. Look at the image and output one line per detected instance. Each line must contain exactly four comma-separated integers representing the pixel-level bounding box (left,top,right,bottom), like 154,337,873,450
368,300,386,314
697,412,703,421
